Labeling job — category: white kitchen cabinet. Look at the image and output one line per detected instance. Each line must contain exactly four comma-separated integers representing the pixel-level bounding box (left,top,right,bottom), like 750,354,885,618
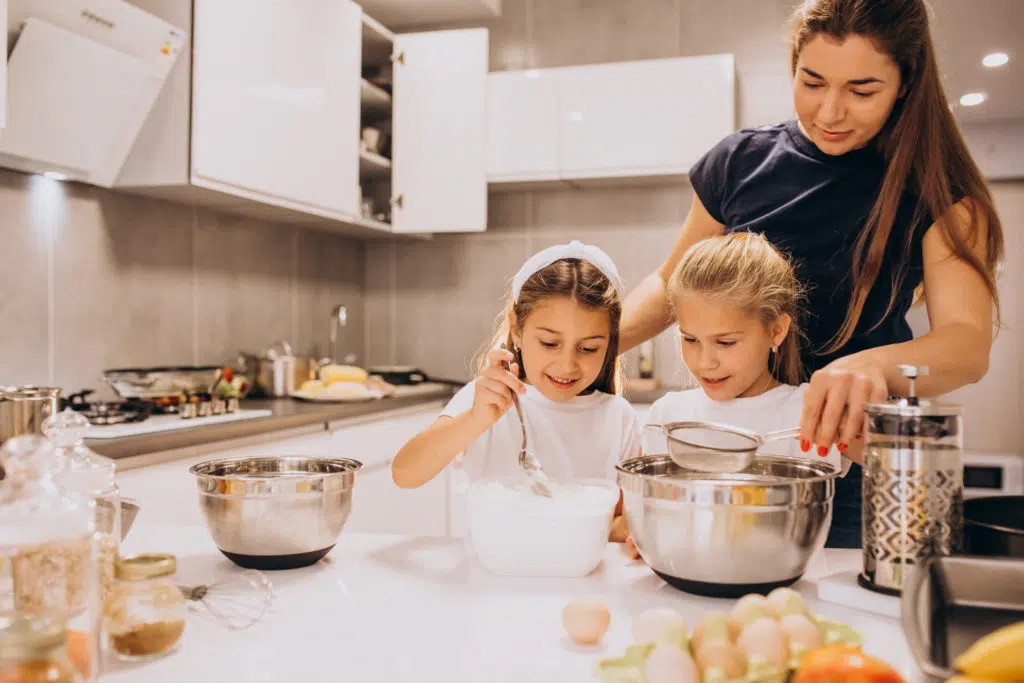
118,0,490,238
487,54,736,189
390,28,488,234
190,0,362,217
486,70,560,182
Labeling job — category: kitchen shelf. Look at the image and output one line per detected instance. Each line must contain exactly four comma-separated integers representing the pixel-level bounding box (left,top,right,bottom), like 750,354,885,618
359,149,392,178
355,216,392,231
361,13,394,66
361,79,392,113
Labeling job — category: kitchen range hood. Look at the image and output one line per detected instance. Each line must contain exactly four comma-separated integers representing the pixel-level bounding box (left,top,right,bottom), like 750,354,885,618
0,0,186,186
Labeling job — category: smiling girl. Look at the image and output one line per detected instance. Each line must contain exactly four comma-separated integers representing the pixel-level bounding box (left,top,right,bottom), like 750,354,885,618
392,241,641,491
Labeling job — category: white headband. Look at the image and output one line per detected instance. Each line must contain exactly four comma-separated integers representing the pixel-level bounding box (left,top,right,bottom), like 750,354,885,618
511,240,625,301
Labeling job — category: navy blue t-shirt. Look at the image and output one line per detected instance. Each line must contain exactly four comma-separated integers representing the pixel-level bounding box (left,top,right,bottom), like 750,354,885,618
688,120,933,549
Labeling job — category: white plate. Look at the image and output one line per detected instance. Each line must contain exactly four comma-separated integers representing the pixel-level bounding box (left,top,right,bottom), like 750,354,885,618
290,389,383,403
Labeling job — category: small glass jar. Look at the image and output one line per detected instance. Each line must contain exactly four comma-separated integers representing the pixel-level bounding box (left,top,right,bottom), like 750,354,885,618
0,614,84,683
104,554,186,661
43,409,121,605
0,435,100,683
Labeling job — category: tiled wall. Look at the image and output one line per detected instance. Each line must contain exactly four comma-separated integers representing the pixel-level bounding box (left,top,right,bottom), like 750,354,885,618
364,0,1024,453
0,170,365,398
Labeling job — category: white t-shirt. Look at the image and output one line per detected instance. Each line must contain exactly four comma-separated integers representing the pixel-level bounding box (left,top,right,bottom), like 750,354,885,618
643,383,848,474
441,380,642,485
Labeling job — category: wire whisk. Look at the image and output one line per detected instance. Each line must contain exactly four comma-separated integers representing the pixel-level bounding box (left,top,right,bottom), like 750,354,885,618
178,569,274,630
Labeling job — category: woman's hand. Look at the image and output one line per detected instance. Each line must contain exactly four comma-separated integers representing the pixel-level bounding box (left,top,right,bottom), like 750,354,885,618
471,348,526,426
799,354,889,456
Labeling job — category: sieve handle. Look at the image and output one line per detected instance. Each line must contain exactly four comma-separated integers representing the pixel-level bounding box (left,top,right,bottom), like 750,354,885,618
761,427,801,443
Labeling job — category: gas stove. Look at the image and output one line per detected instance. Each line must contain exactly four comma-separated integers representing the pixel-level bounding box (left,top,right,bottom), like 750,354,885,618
63,390,242,426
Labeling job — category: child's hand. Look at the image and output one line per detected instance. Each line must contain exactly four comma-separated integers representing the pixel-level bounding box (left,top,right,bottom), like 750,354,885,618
471,348,526,426
623,536,641,561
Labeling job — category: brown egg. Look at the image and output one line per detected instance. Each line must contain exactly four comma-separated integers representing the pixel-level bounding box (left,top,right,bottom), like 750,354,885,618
730,593,771,626
766,587,809,619
644,643,701,683
562,597,611,645
695,640,747,679
691,611,731,653
780,614,821,651
737,617,790,668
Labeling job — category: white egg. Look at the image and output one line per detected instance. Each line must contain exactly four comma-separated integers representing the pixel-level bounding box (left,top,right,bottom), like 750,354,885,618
730,593,771,625
632,607,687,647
644,643,700,683
780,613,821,651
766,587,808,619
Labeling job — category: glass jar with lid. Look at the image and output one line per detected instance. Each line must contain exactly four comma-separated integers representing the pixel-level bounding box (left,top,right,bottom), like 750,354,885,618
0,434,101,682
104,554,186,661
0,614,84,683
43,409,121,604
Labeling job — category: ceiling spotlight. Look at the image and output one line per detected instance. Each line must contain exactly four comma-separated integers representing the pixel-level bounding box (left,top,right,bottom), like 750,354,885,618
983,52,1009,68
959,92,986,107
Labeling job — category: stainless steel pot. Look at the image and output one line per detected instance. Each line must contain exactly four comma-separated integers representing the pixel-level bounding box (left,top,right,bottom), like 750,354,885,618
0,385,61,445
617,454,838,597
189,454,362,570
239,341,323,398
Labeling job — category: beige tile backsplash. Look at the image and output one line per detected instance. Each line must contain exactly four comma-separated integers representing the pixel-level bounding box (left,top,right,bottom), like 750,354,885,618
0,169,365,400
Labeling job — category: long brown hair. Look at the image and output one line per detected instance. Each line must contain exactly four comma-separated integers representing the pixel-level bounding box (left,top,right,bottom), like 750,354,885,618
667,232,807,385
791,0,1004,353
476,259,623,395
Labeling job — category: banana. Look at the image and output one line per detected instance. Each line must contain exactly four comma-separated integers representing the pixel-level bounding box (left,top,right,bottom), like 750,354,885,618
954,622,1024,681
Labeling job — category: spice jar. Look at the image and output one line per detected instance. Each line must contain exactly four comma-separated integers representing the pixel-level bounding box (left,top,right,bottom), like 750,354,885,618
104,554,186,661
43,409,121,604
0,614,84,683
0,435,100,682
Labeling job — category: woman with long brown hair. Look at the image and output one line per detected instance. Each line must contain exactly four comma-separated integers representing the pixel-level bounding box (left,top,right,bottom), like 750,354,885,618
620,0,1004,548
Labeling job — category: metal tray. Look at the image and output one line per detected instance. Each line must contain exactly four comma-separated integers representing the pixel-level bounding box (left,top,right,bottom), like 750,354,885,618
901,554,1024,680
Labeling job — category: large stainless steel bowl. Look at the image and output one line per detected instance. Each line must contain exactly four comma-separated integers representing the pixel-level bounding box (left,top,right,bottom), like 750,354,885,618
189,455,362,570
617,454,838,598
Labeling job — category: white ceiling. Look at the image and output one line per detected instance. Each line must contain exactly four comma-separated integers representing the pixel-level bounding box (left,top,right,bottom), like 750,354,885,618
929,0,1023,123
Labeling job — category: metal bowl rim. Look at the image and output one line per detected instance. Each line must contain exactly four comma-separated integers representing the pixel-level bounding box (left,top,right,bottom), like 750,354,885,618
615,453,840,485
188,454,364,479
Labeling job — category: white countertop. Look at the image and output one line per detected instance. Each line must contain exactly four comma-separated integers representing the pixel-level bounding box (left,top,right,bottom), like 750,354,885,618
103,523,930,683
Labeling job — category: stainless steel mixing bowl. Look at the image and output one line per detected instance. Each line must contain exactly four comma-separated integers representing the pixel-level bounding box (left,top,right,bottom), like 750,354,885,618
617,454,839,598
189,455,362,570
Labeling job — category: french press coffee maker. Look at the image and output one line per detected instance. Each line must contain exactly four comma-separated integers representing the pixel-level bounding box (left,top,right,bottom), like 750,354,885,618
859,365,964,595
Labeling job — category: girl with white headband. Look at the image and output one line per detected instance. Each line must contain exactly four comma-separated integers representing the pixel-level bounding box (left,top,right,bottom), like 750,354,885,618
392,241,641,538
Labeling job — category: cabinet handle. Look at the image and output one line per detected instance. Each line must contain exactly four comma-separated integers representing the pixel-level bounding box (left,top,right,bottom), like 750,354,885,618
391,51,405,65
390,194,404,210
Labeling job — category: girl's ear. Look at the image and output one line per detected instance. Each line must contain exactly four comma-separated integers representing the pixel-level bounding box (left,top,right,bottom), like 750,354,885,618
770,313,792,349
508,309,522,348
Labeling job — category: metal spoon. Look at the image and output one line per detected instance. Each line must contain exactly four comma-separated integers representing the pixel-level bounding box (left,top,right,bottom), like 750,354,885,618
500,345,553,497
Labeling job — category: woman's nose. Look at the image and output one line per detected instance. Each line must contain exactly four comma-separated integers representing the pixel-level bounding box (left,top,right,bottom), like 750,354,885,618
818,88,845,124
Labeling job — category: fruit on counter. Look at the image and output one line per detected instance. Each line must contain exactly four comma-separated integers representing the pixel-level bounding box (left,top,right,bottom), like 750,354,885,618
299,379,326,394
791,645,905,683
320,364,369,385
563,598,612,645
633,607,688,649
953,622,1024,682
645,643,700,683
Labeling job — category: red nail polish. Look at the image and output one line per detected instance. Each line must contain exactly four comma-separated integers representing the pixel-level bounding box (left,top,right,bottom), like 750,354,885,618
837,443,848,453
800,440,810,453
817,445,829,457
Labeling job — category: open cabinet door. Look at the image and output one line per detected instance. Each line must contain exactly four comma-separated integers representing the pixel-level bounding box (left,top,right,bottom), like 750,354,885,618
391,28,488,234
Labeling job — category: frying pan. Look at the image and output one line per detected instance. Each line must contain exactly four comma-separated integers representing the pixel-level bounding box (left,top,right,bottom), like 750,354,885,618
367,366,464,388
963,495,1024,558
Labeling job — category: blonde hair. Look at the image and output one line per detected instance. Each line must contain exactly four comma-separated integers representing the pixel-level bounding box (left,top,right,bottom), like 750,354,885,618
475,259,623,395
667,232,806,385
